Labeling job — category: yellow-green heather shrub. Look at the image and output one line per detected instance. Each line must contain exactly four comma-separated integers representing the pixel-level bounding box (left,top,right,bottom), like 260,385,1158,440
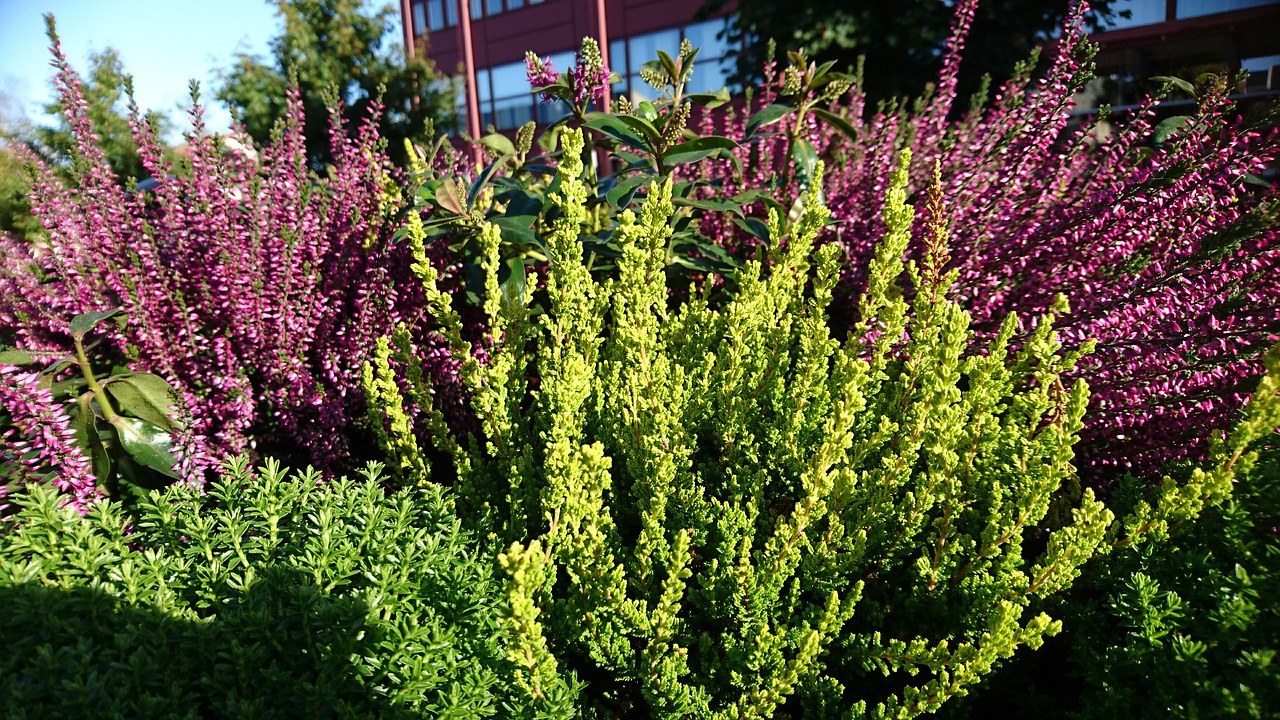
365,128,1280,718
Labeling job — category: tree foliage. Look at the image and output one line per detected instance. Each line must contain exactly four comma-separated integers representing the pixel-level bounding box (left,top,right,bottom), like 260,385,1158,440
702,0,1123,102
34,46,172,183
217,0,454,169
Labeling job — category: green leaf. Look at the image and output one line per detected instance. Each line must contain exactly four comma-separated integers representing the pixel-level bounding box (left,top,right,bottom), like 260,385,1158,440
790,137,818,187
636,101,659,122
74,392,112,484
583,113,657,153
469,160,506,209
656,50,680,83
479,132,518,157
606,173,653,208
101,372,177,431
1243,173,1272,189
1152,75,1196,97
69,309,126,342
732,217,771,241
811,107,859,143
686,88,733,109
663,136,739,168
492,216,539,248
743,104,793,142
1153,116,1192,145
109,415,180,480
0,349,37,365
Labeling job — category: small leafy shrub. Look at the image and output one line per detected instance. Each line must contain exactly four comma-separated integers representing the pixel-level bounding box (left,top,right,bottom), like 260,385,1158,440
0,457,553,718
689,0,1280,480
369,128,1280,717
1006,445,1280,719
0,18,459,478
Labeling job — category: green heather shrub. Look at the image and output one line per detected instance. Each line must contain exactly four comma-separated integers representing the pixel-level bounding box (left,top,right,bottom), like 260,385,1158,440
367,127,1280,717
1010,445,1280,719
0,458,561,719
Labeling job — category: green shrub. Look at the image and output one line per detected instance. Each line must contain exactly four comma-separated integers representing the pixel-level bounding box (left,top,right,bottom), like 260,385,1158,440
366,126,1280,717
0,458,561,719
1011,446,1280,719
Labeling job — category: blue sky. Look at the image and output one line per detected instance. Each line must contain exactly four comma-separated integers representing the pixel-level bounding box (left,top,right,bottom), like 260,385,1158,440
0,0,285,139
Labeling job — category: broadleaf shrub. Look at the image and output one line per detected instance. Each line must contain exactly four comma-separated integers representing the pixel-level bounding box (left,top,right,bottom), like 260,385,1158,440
0,458,562,718
689,0,1280,480
368,128,1280,717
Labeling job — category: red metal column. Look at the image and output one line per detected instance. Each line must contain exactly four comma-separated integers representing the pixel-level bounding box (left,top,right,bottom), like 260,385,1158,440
401,0,415,59
594,0,612,110
458,0,484,147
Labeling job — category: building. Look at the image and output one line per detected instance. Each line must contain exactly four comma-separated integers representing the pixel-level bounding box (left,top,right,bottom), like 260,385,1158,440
400,0,735,137
1090,0,1280,93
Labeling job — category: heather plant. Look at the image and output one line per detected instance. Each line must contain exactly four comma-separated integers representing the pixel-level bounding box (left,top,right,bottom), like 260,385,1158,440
689,0,1280,480
0,457,564,718
0,17,457,479
368,129,1280,716
2,309,183,510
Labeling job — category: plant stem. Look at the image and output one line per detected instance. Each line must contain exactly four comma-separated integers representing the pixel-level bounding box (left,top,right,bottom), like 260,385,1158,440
75,337,118,422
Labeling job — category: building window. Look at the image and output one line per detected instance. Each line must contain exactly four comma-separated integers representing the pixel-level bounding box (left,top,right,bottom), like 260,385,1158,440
1177,0,1276,19
472,50,574,131
412,2,426,35
427,0,445,30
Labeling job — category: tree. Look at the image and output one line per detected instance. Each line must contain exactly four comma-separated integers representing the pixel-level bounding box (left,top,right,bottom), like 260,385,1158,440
34,47,172,183
703,0,1122,104
217,0,454,170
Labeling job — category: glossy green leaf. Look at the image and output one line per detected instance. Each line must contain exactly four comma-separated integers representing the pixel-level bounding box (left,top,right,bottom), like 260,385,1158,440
1154,116,1192,145
468,160,505,208
663,136,739,168
606,173,652,208
110,415,180,479
1152,75,1197,97
732,216,771,241
478,132,518,157
636,101,659,122
102,372,177,431
686,87,732,109
790,137,819,187
743,104,793,142
69,309,126,342
74,392,112,484
583,113,657,153
811,107,859,142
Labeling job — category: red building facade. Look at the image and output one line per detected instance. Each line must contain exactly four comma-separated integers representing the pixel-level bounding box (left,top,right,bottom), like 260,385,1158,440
401,0,734,136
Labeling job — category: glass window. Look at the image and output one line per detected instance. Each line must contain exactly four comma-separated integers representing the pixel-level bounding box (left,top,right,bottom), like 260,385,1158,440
683,20,730,60
493,97,535,130
427,0,445,30
629,28,681,72
486,0,502,15
489,61,529,98
1105,0,1166,28
537,101,569,124
445,0,457,26
508,0,525,8
1177,0,1275,19
609,39,627,76
476,68,492,102
412,2,426,35
471,0,483,19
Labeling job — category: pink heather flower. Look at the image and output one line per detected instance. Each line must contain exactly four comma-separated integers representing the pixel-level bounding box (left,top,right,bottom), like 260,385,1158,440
1,32,468,481
526,52,561,103
686,0,1280,481
1,364,100,512
570,37,611,106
